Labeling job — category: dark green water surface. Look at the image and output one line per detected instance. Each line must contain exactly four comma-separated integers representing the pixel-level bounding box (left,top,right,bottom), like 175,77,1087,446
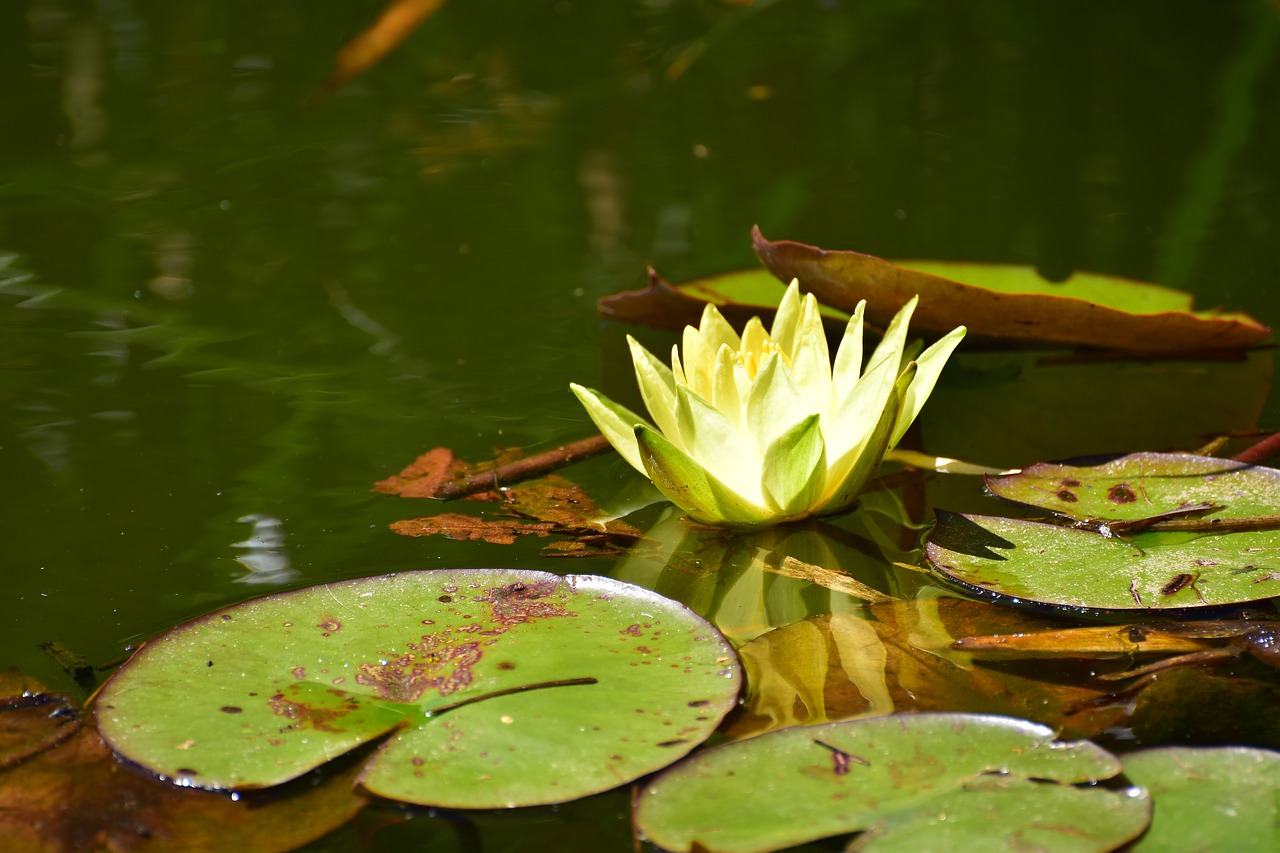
4,1,1280,850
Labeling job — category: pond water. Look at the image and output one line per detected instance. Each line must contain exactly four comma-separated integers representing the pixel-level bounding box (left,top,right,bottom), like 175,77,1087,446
4,1,1280,850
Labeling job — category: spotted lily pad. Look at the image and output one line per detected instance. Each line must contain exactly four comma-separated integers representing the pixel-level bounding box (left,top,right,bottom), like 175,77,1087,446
1122,747,1280,852
925,511,1280,611
634,713,1149,853
985,453,1280,529
94,570,740,808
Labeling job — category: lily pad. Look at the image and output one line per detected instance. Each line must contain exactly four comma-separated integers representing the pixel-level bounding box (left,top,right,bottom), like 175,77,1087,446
1123,747,1280,852
985,452,1280,527
751,227,1270,352
925,511,1280,611
95,570,740,808
597,265,850,335
634,713,1149,853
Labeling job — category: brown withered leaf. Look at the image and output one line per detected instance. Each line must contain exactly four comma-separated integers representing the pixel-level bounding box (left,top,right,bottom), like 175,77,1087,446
392,514,557,545
752,226,1270,353
390,474,643,556
316,0,448,98
375,437,610,501
0,673,366,852
374,447,469,498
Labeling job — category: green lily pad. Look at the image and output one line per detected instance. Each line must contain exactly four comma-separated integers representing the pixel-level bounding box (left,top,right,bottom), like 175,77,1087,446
1123,747,1280,852
925,511,1280,611
634,713,1149,853
95,570,740,808
985,452,1280,526
751,227,1270,352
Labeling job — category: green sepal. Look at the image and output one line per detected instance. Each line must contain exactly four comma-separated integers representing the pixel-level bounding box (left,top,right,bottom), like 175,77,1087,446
635,425,771,528
569,383,652,474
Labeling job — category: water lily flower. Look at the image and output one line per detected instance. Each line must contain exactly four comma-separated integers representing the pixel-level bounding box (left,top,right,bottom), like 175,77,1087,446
571,281,965,529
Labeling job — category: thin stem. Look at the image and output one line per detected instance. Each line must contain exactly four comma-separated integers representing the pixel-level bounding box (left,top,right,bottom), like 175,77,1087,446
1233,431,1280,466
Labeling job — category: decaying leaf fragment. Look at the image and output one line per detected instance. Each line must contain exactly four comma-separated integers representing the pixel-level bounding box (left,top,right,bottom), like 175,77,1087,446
378,440,642,556
375,436,611,500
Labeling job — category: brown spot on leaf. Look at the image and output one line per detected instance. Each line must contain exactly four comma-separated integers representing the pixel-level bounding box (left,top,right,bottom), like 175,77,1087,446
317,616,341,634
621,624,643,637
1060,478,1082,487
266,694,351,733
1108,483,1138,503
219,706,243,714
1055,490,1078,503
481,580,574,626
355,634,481,702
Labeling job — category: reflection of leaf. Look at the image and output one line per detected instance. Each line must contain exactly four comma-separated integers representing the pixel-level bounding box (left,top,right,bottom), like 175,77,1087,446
728,598,1125,741
1123,747,1280,852
752,227,1270,352
318,0,449,97
1,671,364,853
95,570,739,808
729,596,1280,750
920,349,1272,470
635,713,1148,853
611,509,909,645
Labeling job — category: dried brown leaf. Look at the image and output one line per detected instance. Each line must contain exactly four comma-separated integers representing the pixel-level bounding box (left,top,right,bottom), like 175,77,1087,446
752,226,1271,352
319,0,448,97
391,514,557,545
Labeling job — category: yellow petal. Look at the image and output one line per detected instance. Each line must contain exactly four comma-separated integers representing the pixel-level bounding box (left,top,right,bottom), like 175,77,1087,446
698,302,742,353
831,300,866,403
788,294,832,422
627,336,684,450
711,343,746,431
769,279,804,356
